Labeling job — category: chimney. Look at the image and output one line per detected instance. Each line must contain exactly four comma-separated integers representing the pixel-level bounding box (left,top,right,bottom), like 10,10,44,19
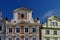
5,17,8,21
37,17,39,20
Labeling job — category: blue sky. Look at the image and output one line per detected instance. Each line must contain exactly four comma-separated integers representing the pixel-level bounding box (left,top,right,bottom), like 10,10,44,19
0,0,60,23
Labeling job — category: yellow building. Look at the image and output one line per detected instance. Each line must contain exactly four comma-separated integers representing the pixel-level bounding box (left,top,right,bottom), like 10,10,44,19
41,15,60,40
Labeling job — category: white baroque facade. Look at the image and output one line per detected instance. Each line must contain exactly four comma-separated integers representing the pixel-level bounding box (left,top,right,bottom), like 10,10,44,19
6,7,40,40
41,15,60,40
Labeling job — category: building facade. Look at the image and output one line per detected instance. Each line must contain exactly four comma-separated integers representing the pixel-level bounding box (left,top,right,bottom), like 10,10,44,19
6,7,40,40
0,11,6,40
41,15,60,40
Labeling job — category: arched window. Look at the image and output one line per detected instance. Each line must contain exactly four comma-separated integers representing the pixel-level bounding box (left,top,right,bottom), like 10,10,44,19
21,14,24,18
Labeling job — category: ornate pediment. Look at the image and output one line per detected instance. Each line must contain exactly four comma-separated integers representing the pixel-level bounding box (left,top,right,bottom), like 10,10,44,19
47,15,60,21
13,7,32,12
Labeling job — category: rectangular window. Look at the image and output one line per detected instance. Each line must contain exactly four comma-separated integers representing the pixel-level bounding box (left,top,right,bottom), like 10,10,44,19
0,26,2,30
25,28,28,33
16,38,19,40
25,37,28,40
51,22,58,26
16,28,20,33
33,38,36,40
46,30,49,34
32,28,36,33
0,37,1,40
54,31,57,35
9,38,12,40
55,22,58,26
9,28,12,33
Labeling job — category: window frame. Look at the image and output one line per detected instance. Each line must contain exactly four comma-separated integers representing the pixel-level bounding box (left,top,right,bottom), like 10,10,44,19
24,26,29,33
21,13,24,18
15,26,20,33
0,25,2,31
8,27,12,33
32,27,36,33
32,37,36,40
45,30,49,34
15,37,20,40
50,22,58,26
53,30,57,35
8,37,12,40
24,37,28,40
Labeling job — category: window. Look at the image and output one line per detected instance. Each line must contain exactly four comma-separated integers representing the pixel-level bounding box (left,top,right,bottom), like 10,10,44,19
21,14,24,18
9,38,12,40
51,22,58,26
46,30,49,34
46,37,50,40
9,28,12,33
16,38,19,40
54,31,57,35
0,26,2,30
25,27,28,33
16,28,20,33
32,28,36,33
33,38,36,40
55,22,57,26
0,37,1,40
25,37,28,40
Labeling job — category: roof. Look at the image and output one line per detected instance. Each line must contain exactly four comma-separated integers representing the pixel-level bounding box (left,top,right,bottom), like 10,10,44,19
13,7,32,12
46,14,60,21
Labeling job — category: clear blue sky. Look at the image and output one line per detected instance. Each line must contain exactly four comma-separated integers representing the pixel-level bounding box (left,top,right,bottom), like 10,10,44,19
0,0,60,23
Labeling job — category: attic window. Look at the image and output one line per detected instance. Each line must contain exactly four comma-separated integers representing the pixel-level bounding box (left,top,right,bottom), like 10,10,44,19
50,22,58,26
21,14,24,18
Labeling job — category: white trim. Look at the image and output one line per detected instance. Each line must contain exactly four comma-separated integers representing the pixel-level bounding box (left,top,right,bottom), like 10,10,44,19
15,26,21,33
24,36,29,40
32,36,36,40
24,26,29,33
31,26,36,33
15,37,20,40
8,37,12,40
8,27,12,33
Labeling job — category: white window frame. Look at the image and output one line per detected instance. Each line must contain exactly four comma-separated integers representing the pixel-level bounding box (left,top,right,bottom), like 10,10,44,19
45,30,49,34
8,37,12,40
32,36,36,40
24,26,29,33
31,26,36,33
53,30,57,35
8,27,12,33
24,37,29,40
15,37,20,40
15,26,21,33
50,22,58,26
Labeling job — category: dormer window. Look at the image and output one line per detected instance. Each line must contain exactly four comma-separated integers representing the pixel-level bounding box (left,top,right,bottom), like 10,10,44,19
50,22,58,26
21,14,24,18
